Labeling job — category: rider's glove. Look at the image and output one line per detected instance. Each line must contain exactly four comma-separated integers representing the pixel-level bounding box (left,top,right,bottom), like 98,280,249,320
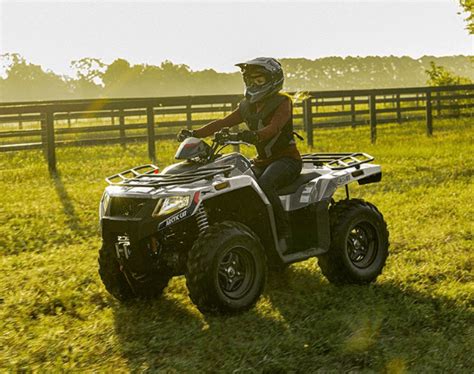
239,130,259,145
177,129,195,142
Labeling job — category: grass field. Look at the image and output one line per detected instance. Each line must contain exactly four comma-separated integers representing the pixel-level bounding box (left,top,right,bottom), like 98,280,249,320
0,118,473,372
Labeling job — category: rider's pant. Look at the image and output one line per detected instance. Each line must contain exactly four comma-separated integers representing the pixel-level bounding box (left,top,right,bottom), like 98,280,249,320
252,157,302,238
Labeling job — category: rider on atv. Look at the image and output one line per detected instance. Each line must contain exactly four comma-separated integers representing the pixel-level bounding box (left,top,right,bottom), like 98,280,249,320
178,57,302,247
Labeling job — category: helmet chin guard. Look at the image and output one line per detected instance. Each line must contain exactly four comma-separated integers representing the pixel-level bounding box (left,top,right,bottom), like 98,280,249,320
235,57,284,103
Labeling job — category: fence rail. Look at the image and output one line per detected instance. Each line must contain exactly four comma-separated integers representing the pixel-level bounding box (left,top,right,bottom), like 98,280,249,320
0,84,473,171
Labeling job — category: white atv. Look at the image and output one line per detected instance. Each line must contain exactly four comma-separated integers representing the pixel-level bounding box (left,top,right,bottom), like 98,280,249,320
98,128,389,314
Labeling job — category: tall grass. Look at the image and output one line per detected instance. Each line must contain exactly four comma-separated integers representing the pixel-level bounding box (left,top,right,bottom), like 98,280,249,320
0,118,472,372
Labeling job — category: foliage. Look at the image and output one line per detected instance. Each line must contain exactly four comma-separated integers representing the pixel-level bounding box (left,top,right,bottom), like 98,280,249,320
1,54,473,102
70,58,106,84
425,61,472,86
0,53,72,101
425,62,473,117
0,118,473,371
459,0,474,34
69,58,106,98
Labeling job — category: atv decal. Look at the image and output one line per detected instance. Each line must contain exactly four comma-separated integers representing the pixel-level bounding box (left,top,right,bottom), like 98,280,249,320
336,174,351,186
165,210,188,225
300,185,313,203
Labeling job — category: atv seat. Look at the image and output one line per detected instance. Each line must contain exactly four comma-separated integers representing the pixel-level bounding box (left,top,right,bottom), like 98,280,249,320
277,170,321,195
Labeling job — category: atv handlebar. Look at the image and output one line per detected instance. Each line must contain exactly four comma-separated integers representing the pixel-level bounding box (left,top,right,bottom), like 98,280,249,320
176,127,251,162
177,127,249,145
213,127,249,145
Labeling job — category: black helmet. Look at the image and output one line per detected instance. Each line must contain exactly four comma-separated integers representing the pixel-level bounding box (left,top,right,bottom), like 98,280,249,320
235,57,284,104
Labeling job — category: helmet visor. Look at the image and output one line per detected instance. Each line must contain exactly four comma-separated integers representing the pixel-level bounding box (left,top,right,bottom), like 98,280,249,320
243,73,268,87
243,66,271,88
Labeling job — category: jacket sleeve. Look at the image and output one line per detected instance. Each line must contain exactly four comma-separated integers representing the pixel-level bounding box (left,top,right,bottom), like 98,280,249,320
256,97,292,142
193,108,243,138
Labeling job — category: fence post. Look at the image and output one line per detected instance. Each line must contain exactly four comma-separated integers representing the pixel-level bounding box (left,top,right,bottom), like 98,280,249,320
396,93,402,124
146,106,156,163
350,95,356,128
45,110,57,172
231,100,240,153
119,109,126,147
18,113,23,130
40,115,47,157
426,91,433,136
111,110,115,125
303,97,313,147
369,94,377,144
436,91,441,117
186,97,192,130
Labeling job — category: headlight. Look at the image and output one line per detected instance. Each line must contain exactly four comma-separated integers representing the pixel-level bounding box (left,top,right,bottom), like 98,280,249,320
99,192,111,219
153,195,190,217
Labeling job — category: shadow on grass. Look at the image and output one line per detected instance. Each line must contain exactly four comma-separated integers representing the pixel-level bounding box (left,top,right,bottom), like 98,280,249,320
264,266,473,372
112,280,291,372
50,170,81,232
112,268,473,372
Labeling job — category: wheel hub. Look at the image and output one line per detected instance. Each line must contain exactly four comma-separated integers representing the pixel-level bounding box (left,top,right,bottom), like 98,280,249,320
227,266,236,278
347,222,378,269
218,247,255,299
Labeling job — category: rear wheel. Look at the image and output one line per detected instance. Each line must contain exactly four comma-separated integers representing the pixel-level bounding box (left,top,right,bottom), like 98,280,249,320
185,221,267,314
317,199,389,284
98,241,171,301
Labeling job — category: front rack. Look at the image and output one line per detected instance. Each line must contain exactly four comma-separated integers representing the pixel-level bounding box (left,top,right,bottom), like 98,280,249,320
106,164,235,188
301,153,374,170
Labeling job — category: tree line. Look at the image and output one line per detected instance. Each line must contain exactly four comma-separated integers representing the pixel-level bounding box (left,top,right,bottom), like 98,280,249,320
0,54,472,102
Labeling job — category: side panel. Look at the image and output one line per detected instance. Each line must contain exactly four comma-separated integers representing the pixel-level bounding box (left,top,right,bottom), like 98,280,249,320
280,176,337,211
289,198,330,252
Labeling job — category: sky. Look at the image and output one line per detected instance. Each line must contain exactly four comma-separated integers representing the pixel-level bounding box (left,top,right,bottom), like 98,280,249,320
0,0,472,78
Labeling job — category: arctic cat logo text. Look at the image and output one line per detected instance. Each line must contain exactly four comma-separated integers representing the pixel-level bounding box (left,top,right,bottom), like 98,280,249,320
166,210,187,226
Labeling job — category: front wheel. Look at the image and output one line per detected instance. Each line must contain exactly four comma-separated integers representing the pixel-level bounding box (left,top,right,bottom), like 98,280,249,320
185,221,267,315
317,199,389,284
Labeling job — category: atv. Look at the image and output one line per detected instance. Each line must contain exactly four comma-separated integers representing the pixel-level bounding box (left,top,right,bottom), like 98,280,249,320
98,128,389,314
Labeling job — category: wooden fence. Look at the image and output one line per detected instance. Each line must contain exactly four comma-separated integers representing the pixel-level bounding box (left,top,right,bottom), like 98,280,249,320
0,84,473,172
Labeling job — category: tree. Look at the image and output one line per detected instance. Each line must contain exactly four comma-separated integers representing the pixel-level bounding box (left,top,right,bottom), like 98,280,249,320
70,57,105,98
1,55,473,101
102,59,138,97
425,61,472,86
459,0,474,34
425,61,472,117
0,53,71,101
70,57,106,84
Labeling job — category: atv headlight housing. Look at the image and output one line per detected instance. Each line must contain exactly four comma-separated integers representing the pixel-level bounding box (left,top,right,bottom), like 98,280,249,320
153,195,190,217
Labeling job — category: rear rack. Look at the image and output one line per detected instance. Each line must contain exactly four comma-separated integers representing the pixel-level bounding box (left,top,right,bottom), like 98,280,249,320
106,164,235,187
301,153,374,170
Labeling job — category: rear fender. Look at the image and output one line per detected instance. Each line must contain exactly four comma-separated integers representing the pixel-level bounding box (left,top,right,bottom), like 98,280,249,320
332,164,382,188
285,164,382,208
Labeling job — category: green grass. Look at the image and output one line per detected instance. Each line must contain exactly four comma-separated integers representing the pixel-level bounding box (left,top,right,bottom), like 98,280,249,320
1,118,473,372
